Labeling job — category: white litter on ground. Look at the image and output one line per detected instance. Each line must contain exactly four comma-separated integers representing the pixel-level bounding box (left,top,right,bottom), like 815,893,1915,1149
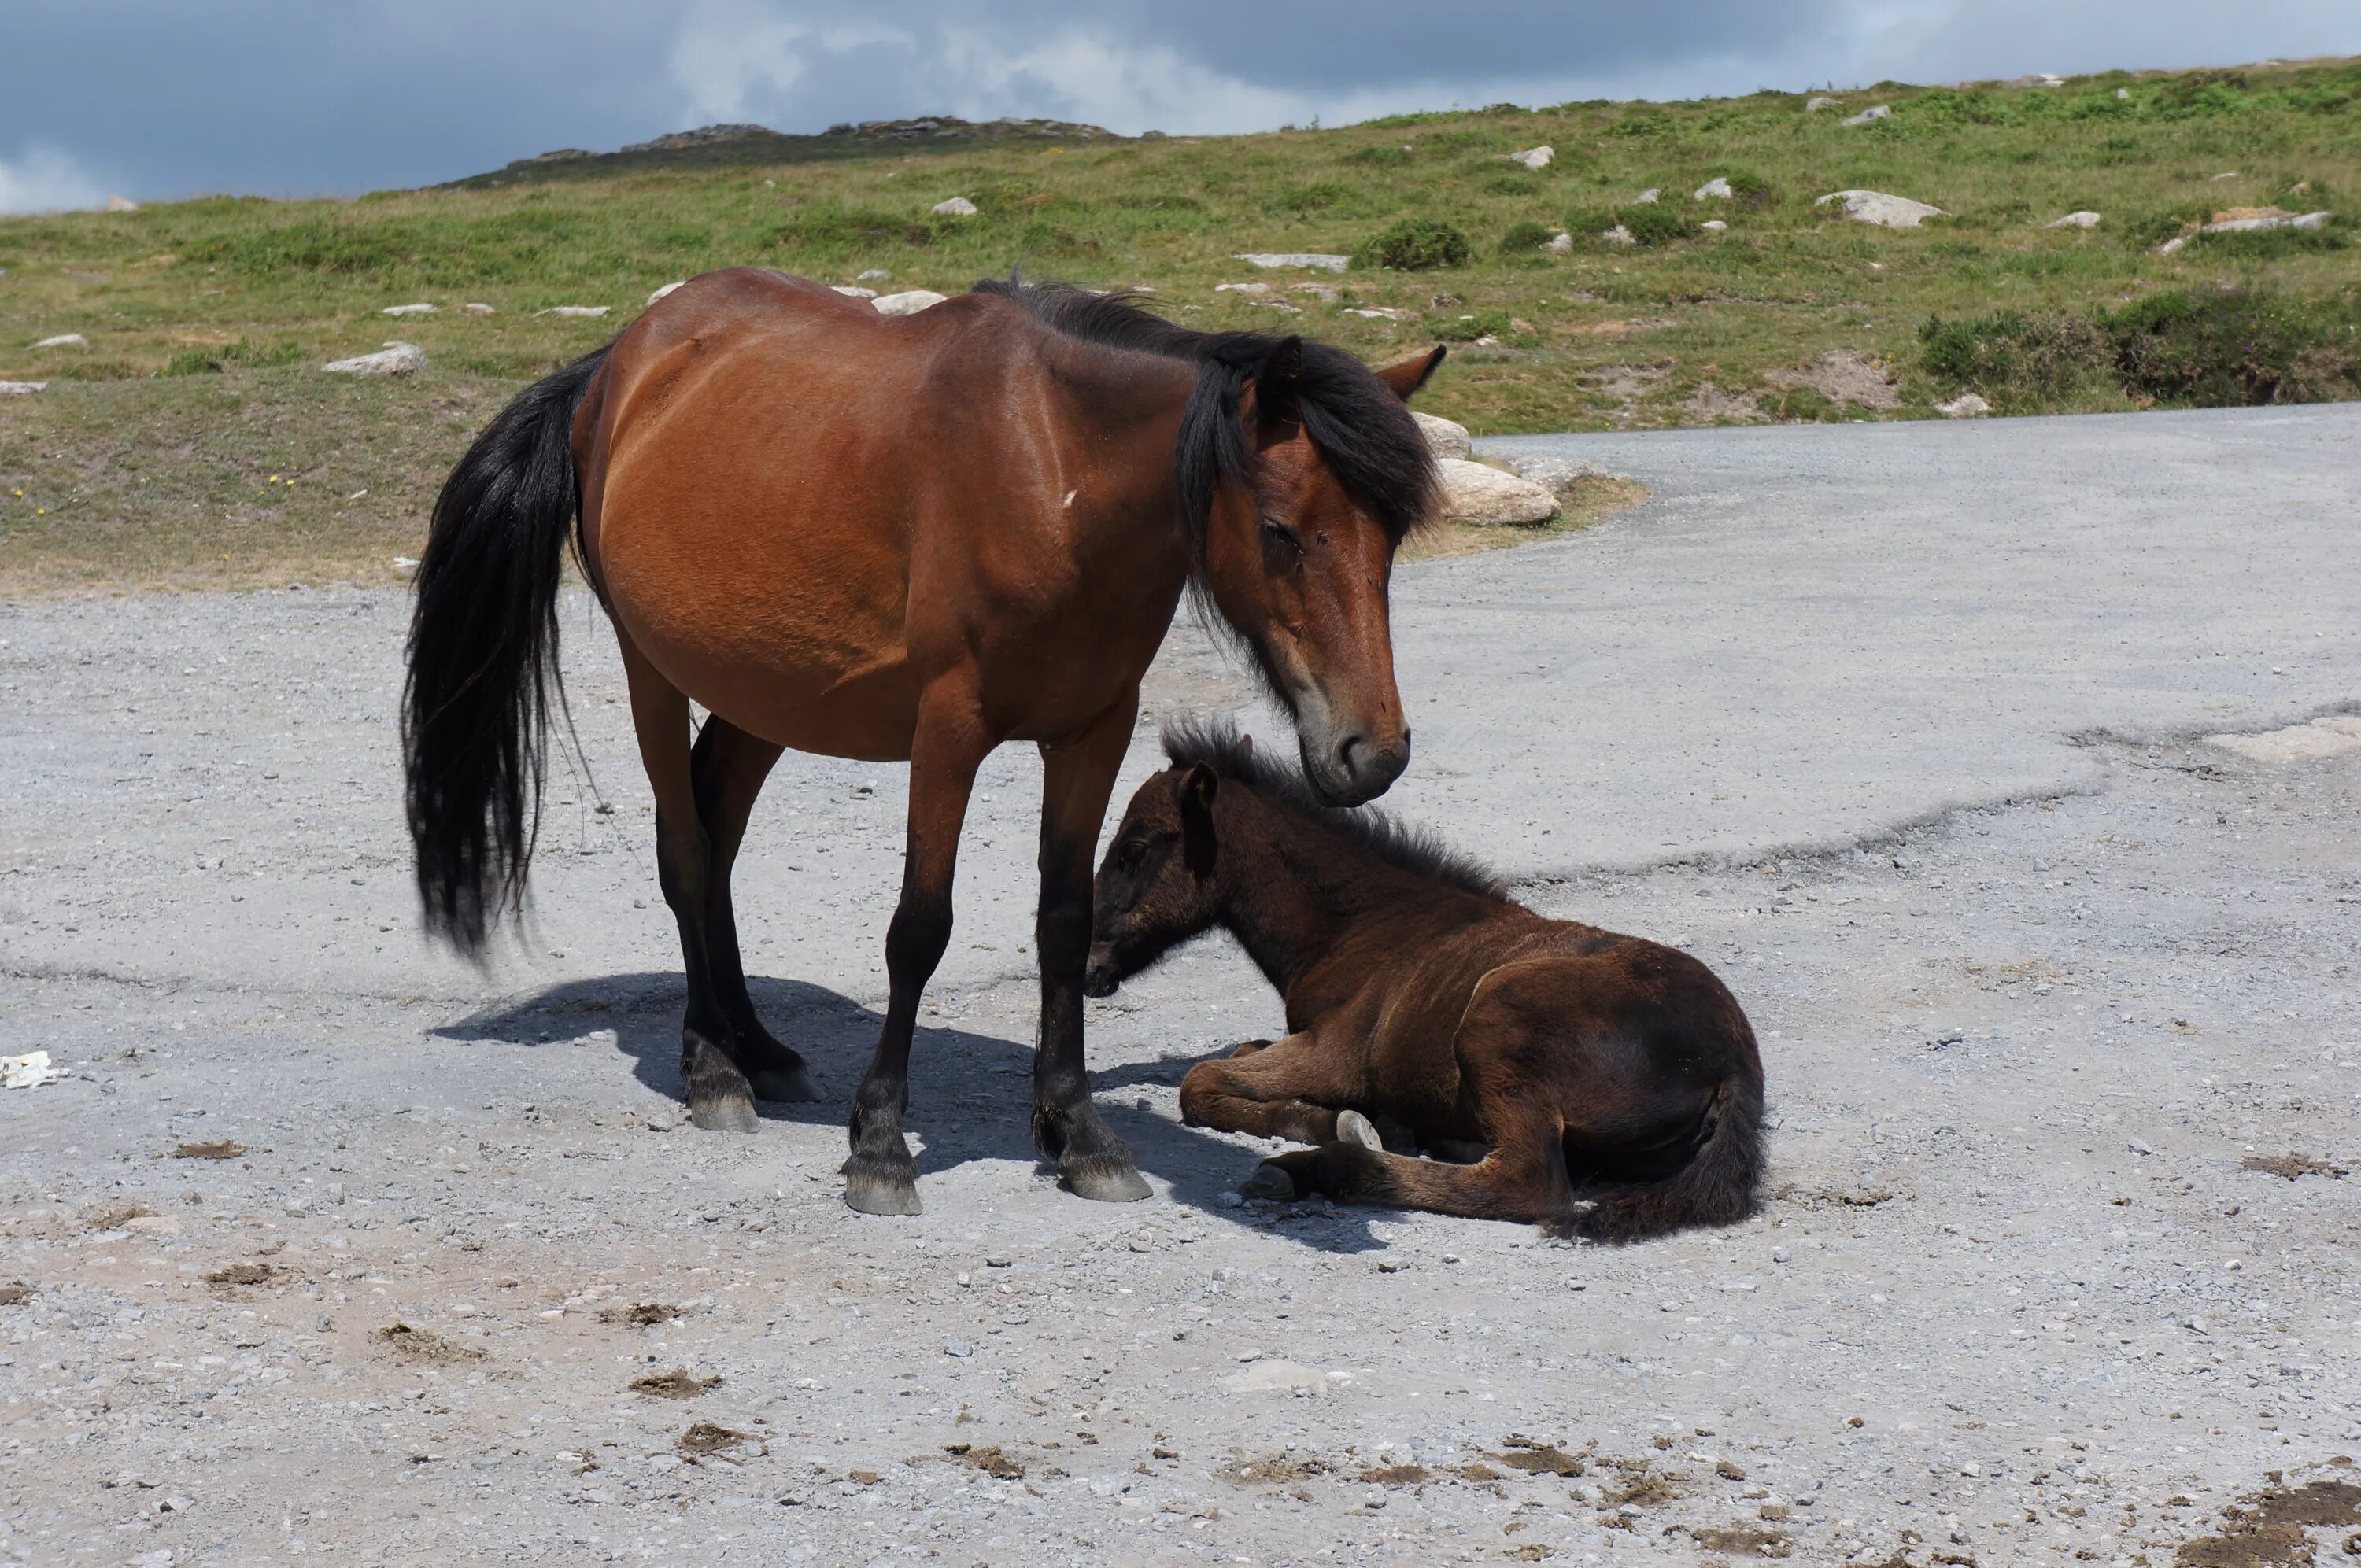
2,1050,65,1089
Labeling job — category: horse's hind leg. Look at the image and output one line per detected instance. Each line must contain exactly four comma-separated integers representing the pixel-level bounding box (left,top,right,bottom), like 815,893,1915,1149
689,716,818,1102
621,643,758,1133
1258,1104,1573,1224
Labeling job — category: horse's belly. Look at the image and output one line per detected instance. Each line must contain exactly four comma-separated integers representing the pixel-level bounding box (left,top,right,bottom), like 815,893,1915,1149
598,499,921,762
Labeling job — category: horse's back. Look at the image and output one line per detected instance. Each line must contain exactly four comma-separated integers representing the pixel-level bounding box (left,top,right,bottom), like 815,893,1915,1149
579,271,1043,758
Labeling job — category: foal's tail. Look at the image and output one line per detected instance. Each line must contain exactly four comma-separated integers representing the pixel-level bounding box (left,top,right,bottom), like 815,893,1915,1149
401,345,611,954
1556,1072,1765,1245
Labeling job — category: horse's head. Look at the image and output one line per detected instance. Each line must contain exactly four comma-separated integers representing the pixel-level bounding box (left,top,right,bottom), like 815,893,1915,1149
1190,339,1444,807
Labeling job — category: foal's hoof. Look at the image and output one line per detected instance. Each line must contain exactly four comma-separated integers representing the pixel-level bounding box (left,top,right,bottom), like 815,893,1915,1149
1336,1110,1383,1152
843,1164,922,1216
748,1061,822,1104
1062,1162,1151,1204
1238,1162,1299,1202
687,1090,760,1134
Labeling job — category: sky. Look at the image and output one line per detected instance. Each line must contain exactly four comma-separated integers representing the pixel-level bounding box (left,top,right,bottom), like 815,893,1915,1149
2,0,2355,212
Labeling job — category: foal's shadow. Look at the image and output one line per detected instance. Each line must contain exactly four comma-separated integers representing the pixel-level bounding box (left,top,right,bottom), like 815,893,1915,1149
431,972,1383,1252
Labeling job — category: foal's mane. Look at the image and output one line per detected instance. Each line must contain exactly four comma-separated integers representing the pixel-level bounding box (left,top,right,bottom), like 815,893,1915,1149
972,277,1437,555
1162,719,1506,900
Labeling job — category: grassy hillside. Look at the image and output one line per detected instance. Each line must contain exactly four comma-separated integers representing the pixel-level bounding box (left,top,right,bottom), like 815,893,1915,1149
2,56,2358,589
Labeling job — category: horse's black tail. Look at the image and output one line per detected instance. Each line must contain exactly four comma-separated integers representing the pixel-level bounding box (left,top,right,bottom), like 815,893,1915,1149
1555,1072,1765,1245
401,345,611,954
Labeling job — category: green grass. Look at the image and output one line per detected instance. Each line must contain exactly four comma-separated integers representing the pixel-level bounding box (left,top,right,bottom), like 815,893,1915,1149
2,54,2359,588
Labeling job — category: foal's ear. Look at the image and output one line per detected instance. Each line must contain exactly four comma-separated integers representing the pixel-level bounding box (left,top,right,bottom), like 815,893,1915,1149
1373,345,1447,402
1178,763,1219,875
1244,337,1304,434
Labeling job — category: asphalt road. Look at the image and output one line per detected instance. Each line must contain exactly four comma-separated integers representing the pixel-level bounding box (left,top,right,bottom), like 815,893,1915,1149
2,404,2357,1566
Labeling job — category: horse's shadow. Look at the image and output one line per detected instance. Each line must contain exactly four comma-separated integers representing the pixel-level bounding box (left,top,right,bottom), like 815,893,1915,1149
432,972,1384,1252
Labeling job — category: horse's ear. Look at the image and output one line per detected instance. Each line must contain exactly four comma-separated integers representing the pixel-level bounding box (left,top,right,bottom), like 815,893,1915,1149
1246,337,1303,434
1374,345,1447,402
1179,762,1219,876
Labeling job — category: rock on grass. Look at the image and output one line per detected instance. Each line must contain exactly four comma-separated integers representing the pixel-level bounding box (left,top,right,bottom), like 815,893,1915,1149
323,342,424,376
1435,459,1557,526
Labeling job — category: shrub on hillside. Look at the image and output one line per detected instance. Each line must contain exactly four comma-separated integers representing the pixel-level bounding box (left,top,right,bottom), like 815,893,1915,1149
1352,218,1470,271
2104,288,2361,406
1618,204,1693,247
1916,310,2111,409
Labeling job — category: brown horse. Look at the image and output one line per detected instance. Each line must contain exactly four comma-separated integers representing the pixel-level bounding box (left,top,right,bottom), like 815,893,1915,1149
1083,724,1766,1242
401,270,1444,1215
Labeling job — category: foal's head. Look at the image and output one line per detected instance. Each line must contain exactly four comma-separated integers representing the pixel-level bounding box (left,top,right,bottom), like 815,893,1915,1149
1184,339,1446,806
1083,760,1228,998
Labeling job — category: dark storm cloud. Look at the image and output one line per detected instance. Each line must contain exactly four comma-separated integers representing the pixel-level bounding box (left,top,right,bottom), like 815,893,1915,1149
0,0,2352,208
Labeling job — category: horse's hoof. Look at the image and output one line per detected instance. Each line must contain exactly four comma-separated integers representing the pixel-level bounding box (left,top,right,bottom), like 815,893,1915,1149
748,1061,822,1103
687,1091,760,1134
844,1168,922,1216
1063,1163,1151,1204
1336,1110,1382,1152
1239,1163,1299,1201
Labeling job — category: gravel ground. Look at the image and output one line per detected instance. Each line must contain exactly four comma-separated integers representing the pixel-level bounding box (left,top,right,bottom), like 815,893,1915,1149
2,407,2358,1566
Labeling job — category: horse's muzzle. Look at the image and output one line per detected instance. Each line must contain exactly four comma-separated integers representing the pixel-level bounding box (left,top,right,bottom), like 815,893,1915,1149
1082,944,1119,998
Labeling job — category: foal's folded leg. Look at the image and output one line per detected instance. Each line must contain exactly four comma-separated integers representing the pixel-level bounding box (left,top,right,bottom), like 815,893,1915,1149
1255,1105,1574,1227
1178,1034,1354,1147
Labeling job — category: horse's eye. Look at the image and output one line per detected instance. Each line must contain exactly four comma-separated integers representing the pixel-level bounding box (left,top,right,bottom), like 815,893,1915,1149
1118,839,1148,869
1261,519,1303,563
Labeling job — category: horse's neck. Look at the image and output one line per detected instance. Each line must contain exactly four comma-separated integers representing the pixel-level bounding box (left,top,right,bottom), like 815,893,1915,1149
1215,793,1423,994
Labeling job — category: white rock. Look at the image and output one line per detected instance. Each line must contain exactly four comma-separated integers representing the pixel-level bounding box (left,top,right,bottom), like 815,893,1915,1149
1,380,51,395
1232,253,1350,271
1694,177,1733,201
1214,282,1271,294
2291,211,2332,230
2115,88,2132,100
1840,104,1893,127
2211,170,2242,180
873,290,948,316
1805,96,1842,113
1601,224,1637,247
323,341,425,376
930,197,978,217
105,194,139,212
460,302,497,315
1435,459,1558,526
1935,393,1990,418
1505,146,1554,171
644,282,685,307
832,285,877,298
1412,411,1470,461
1701,220,1727,233
33,334,87,349
1633,187,1660,204
2155,235,2189,256
1499,452,1619,492
1815,190,1947,228
536,304,610,318
2045,212,2101,229
1544,231,1572,255
856,268,892,281
381,302,437,316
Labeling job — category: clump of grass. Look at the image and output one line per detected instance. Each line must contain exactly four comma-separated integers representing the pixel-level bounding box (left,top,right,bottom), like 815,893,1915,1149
1352,217,1470,271
1432,308,1518,342
163,340,307,376
1618,205,1694,247
1496,220,1557,255
1918,308,2111,408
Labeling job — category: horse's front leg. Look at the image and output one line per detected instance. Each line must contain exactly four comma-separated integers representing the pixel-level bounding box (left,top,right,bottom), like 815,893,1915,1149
1033,695,1151,1203
843,692,988,1216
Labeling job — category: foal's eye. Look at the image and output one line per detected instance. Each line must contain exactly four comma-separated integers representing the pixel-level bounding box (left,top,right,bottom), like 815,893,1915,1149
1118,839,1148,869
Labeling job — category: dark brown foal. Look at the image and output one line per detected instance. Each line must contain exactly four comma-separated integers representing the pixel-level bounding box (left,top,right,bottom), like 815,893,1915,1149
1084,725,1766,1243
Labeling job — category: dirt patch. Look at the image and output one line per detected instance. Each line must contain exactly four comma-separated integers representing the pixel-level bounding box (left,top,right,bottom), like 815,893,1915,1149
376,1323,484,1364
205,1262,276,1287
597,1301,680,1326
630,1368,720,1399
1677,1522,1794,1557
1357,1463,1432,1486
1602,1460,1684,1508
85,1204,158,1230
1764,349,1901,409
944,1443,1025,1480
2176,1477,2361,1566
1493,1442,1587,1477
172,1140,248,1160
1680,385,1768,422
0,1285,29,1307
1770,1183,1897,1209
1225,1454,1332,1485
2240,1153,2348,1181
678,1423,752,1458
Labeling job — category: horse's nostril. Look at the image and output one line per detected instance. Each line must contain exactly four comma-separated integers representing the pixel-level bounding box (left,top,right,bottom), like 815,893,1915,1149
1337,733,1368,771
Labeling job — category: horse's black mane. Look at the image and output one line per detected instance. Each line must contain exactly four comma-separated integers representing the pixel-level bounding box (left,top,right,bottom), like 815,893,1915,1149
972,277,1437,552
1161,719,1506,901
